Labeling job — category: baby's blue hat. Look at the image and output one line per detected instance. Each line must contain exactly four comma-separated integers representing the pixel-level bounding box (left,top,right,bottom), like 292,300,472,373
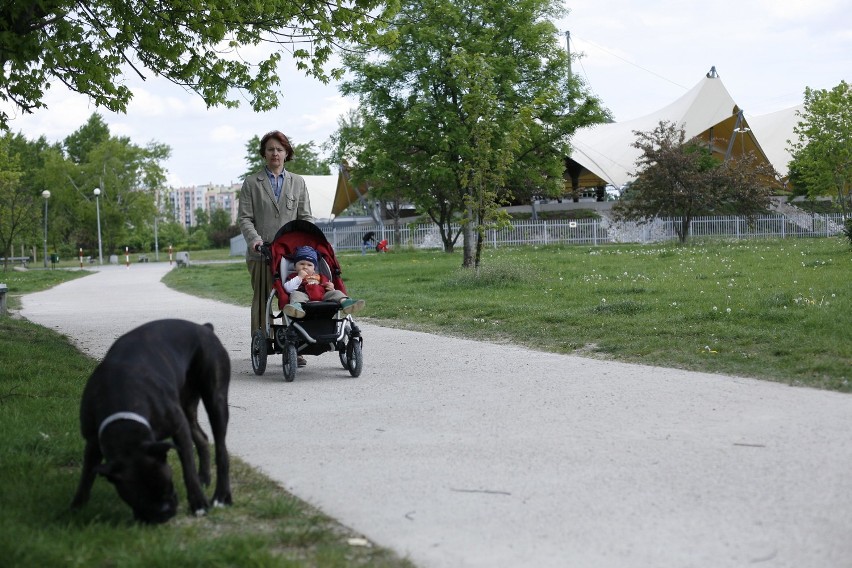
294,246,318,266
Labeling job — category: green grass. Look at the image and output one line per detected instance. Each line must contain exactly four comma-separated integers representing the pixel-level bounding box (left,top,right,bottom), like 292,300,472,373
3,247,236,273
0,267,89,309
3,236,849,564
0,284,413,566
164,237,852,391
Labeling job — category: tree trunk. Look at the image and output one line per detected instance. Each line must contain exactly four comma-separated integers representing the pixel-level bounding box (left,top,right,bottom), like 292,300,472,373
678,217,691,243
427,207,457,252
474,227,484,273
462,206,475,268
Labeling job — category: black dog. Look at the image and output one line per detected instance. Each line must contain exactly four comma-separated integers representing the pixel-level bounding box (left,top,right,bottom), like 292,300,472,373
70,319,232,523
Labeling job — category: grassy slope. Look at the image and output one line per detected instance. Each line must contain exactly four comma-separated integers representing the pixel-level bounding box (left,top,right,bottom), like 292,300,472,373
0,272,413,567
165,238,852,391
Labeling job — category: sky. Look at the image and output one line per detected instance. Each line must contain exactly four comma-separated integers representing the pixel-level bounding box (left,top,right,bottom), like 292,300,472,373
3,0,850,189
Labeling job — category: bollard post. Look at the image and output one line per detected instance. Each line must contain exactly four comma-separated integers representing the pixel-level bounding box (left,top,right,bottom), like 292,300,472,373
169,245,173,266
125,246,129,268
79,247,83,269
0,283,7,316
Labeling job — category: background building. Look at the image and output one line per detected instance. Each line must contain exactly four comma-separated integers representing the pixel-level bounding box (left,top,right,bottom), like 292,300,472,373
168,183,240,227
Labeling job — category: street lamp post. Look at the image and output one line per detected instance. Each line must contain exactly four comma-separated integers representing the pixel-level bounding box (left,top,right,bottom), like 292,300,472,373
41,190,50,268
94,188,104,265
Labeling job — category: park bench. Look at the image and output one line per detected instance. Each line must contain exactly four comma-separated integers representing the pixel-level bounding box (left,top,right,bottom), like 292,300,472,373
0,256,30,268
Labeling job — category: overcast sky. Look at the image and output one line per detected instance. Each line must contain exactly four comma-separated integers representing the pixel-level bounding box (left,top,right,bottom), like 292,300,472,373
3,0,849,188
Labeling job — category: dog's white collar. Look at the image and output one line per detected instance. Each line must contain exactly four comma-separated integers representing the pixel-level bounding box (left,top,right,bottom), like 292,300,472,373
98,412,152,438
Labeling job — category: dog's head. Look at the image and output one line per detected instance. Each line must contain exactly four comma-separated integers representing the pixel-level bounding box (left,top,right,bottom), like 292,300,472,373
95,441,179,524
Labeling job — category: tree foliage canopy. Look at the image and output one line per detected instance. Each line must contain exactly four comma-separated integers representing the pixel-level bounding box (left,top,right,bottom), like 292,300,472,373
0,134,30,268
287,141,332,176
613,121,777,242
788,80,851,215
0,0,396,128
0,114,171,263
336,0,608,262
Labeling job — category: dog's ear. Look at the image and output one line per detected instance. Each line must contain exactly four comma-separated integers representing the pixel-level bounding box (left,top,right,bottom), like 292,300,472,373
143,441,176,462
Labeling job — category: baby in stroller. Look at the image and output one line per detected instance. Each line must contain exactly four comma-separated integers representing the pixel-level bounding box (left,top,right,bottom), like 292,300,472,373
251,219,365,381
283,245,365,319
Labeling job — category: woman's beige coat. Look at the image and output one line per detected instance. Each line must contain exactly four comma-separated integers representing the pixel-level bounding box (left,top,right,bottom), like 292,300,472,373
238,169,313,260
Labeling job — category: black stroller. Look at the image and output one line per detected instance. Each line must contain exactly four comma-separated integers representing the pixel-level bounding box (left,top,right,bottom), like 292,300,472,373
251,220,363,381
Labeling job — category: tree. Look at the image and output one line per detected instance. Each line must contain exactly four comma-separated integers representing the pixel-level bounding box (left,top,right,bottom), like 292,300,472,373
63,117,168,255
613,121,777,243
787,81,851,216
0,1,397,128
26,114,170,257
0,135,30,270
241,136,265,180
0,116,170,259
288,141,331,175
325,109,363,170
1,132,66,267
157,220,189,251
64,115,111,163
456,54,517,270
325,110,396,226
207,208,238,248
338,0,608,264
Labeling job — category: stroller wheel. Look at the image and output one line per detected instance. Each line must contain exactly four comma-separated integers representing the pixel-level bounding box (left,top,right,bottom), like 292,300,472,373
251,329,267,375
345,339,363,378
282,342,297,382
338,349,348,370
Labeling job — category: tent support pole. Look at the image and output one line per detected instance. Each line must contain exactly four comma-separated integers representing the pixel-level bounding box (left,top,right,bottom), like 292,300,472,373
725,109,744,161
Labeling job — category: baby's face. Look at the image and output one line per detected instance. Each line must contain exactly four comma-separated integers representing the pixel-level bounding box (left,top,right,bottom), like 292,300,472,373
295,259,315,274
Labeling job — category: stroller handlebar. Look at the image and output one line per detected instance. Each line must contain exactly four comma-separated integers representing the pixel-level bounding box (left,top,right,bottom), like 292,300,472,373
259,242,272,263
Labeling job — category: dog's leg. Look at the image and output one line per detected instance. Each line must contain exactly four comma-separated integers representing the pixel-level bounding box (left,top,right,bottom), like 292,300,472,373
183,398,211,486
205,394,232,506
201,363,232,507
194,339,232,507
171,418,209,516
70,440,102,509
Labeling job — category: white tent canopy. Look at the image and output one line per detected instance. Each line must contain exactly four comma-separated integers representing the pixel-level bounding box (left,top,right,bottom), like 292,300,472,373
567,72,776,188
746,104,804,178
301,175,338,221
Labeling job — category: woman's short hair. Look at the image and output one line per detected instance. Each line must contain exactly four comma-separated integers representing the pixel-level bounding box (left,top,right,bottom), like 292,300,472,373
259,130,294,162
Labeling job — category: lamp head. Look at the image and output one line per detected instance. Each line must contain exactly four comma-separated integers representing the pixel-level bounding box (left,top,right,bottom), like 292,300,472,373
94,188,101,197
42,190,51,199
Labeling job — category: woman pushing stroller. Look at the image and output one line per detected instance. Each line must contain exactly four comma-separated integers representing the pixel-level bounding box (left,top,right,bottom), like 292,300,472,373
283,246,365,319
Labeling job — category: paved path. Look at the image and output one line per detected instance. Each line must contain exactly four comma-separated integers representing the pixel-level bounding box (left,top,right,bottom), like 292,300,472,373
20,262,852,568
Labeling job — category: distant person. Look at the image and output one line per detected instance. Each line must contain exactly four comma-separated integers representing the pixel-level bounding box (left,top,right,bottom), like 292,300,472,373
376,239,389,253
239,130,313,366
282,246,365,318
362,231,376,255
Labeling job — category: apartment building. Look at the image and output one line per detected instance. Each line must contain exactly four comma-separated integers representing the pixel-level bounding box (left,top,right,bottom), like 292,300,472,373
168,182,241,227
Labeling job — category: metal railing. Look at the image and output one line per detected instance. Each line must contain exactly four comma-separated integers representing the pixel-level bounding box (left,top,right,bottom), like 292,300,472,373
319,213,847,252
